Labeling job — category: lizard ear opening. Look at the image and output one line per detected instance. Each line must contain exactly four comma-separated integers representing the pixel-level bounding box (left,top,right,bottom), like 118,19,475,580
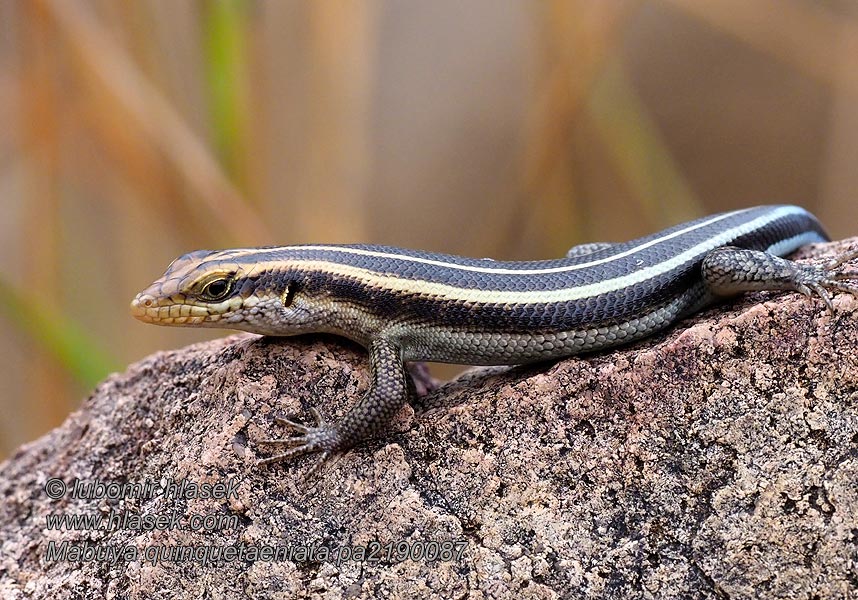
281,282,297,308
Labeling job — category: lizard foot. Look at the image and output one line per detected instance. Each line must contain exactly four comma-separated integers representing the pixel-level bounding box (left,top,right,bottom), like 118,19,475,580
256,407,343,478
793,247,858,312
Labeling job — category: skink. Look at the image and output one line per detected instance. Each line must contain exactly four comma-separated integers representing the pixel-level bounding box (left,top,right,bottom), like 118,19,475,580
131,205,858,470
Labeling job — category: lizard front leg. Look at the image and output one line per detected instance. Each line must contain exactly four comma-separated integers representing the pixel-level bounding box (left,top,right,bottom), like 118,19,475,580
257,337,408,473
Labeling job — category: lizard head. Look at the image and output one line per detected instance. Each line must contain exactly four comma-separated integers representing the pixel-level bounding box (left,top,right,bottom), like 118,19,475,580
131,248,308,335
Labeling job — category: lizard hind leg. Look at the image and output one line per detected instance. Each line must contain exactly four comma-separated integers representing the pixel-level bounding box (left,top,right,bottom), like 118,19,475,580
701,245,858,313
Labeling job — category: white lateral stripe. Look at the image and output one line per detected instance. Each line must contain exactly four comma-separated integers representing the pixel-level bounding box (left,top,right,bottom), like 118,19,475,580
288,206,812,305
765,231,825,256
274,206,806,276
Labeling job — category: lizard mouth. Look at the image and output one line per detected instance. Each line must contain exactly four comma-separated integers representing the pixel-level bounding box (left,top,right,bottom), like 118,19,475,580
130,293,209,325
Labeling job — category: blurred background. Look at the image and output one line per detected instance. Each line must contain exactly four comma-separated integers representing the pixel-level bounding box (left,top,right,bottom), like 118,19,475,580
1,0,857,459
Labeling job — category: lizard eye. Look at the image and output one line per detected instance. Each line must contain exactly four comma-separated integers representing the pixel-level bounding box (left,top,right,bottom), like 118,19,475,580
199,277,234,301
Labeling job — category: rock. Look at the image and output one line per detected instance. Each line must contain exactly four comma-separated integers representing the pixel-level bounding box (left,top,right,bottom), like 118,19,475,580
1,241,857,600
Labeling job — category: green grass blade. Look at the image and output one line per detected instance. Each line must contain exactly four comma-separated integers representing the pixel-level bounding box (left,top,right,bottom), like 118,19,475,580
203,0,250,181
0,277,119,388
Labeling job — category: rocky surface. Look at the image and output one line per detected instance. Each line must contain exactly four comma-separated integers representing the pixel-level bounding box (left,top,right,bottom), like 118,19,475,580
1,241,857,599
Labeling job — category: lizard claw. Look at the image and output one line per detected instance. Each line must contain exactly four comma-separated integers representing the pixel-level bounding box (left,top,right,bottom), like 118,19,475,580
808,282,834,313
824,247,858,270
797,247,858,313
271,406,323,435
789,250,858,314
256,407,343,477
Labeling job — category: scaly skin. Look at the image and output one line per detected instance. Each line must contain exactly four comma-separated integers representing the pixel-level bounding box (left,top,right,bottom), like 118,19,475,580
131,206,858,473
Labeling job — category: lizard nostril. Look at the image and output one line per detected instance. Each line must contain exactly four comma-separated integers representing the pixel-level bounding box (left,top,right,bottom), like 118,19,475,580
131,295,156,313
